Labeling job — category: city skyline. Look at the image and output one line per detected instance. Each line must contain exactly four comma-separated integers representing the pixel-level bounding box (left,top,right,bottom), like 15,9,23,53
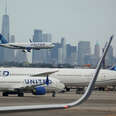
0,7,115,66
0,0,116,56
0,12,115,67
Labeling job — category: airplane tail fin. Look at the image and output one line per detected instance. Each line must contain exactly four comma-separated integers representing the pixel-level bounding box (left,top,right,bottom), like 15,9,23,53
0,34,8,44
46,75,49,85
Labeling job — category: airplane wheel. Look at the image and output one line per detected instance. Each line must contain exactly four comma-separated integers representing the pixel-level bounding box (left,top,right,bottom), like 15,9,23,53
2,92,8,96
66,87,70,92
98,87,105,91
52,91,56,97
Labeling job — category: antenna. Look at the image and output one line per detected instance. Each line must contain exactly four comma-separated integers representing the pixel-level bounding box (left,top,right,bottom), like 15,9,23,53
5,0,7,14
0,0,2,32
0,0,1,13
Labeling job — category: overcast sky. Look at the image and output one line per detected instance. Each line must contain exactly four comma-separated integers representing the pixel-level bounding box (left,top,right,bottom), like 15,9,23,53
0,0,116,55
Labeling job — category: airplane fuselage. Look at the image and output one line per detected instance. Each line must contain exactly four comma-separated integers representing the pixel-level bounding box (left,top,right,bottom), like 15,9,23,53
0,42,54,50
0,68,116,90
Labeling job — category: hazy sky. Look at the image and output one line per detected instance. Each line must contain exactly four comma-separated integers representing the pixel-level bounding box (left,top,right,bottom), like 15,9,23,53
0,0,116,55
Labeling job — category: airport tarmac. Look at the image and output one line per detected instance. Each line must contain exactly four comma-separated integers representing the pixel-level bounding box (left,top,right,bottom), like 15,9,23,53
0,91,116,116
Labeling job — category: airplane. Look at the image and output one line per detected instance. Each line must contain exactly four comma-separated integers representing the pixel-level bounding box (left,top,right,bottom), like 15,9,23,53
0,34,54,52
0,35,113,112
0,65,116,97
0,69,65,97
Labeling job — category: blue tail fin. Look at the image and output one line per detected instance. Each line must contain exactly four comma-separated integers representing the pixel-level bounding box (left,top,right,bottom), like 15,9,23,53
0,34,8,44
110,66,116,71
46,75,49,85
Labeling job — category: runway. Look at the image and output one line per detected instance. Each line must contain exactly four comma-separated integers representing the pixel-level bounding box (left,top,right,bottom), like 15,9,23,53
0,91,116,116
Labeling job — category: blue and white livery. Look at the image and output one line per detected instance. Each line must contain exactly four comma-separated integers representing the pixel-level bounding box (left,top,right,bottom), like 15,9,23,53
0,34,54,52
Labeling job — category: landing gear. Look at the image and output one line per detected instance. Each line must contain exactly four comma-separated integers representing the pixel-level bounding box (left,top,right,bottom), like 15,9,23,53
22,49,26,52
17,89,24,97
18,92,24,97
2,92,8,96
2,90,24,97
76,88,85,94
52,91,56,97
65,87,70,92
98,87,105,91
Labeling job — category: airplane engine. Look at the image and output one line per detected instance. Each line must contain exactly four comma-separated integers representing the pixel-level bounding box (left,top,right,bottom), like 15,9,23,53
32,86,46,95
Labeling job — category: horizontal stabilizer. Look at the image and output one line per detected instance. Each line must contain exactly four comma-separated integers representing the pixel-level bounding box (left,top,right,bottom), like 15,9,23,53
110,66,116,71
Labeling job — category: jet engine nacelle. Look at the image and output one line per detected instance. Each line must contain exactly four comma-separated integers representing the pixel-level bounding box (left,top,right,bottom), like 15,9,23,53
32,86,46,95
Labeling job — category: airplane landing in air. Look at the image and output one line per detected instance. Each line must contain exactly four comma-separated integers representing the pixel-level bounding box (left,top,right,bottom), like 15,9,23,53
0,34,54,52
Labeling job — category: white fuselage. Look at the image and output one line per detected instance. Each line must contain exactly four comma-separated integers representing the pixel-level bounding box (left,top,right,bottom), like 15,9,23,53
0,68,116,91
0,42,54,50
51,68,116,87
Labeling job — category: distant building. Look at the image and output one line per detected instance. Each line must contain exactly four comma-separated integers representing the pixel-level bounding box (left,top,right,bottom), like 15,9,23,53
61,38,66,64
32,29,43,64
51,43,61,65
66,44,77,65
15,50,28,63
1,13,10,63
105,46,114,66
57,38,67,65
42,33,52,64
2,15,10,42
84,54,91,65
92,43,100,66
58,47,63,64
7,35,15,62
78,41,91,66
94,42,100,58
66,44,72,64
42,33,52,42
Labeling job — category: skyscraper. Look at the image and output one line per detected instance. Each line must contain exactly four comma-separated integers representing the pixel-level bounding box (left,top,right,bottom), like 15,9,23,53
0,1,10,63
42,33,52,64
15,50,28,63
58,47,63,64
94,42,100,58
2,14,9,42
51,43,61,65
32,29,43,64
61,38,66,64
78,41,91,66
42,33,52,42
8,35,15,62
90,42,100,66
66,44,77,65
105,46,114,66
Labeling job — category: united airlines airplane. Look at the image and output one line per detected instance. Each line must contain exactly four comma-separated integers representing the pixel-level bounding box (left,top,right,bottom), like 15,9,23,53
0,66,116,97
0,34,54,52
0,35,113,112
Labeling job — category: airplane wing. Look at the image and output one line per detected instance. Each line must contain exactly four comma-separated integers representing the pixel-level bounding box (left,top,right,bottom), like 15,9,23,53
0,44,27,49
9,44,26,49
0,35,113,112
31,70,59,77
